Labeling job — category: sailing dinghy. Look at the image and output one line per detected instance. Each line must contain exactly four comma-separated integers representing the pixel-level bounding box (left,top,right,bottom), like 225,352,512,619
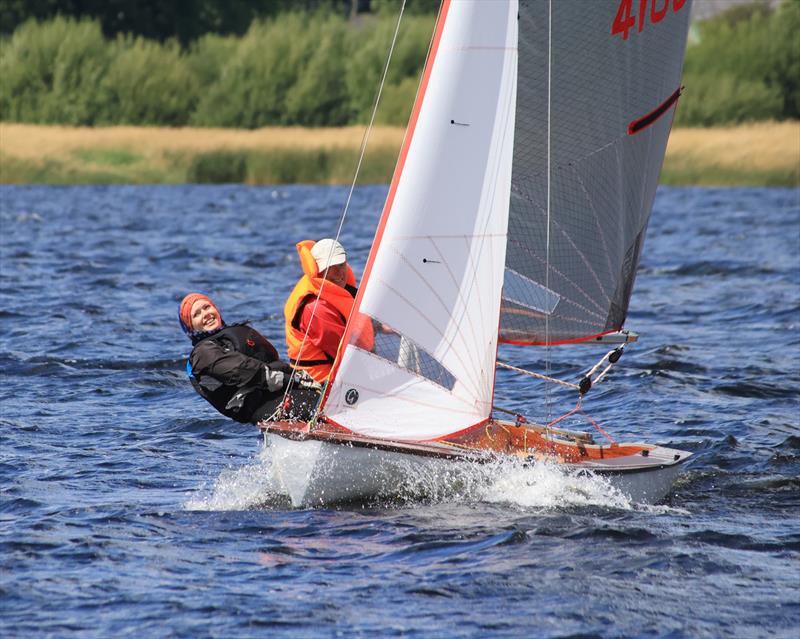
261,0,694,507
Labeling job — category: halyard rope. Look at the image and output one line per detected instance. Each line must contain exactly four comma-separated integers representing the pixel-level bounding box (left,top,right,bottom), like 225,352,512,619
495,344,626,446
543,399,617,445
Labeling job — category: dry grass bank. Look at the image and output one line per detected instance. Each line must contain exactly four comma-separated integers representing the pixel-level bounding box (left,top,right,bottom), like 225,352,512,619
0,124,406,158
663,121,800,186
0,123,405,184
1,121,797,186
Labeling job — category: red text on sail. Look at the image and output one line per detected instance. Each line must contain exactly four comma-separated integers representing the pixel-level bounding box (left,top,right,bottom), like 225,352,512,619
612,0,688,41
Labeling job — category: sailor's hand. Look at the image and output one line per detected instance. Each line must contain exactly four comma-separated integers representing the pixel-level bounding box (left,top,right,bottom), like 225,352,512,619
265,367,286,392
292,370,322,390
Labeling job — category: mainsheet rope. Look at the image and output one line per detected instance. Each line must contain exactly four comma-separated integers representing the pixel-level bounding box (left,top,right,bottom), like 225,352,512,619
278,1,408,415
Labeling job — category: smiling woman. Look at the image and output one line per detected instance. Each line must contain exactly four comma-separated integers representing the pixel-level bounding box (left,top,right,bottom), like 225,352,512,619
189,298,223,333
177,293,321,425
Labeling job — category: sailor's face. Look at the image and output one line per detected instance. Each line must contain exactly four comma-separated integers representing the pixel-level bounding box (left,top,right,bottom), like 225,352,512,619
322,262,348,288
190,300,221,332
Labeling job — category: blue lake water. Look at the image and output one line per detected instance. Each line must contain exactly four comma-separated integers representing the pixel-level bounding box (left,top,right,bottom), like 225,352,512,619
1,184,798,638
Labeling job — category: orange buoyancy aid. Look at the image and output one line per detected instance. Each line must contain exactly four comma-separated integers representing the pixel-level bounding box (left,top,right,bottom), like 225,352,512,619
284,240,374,383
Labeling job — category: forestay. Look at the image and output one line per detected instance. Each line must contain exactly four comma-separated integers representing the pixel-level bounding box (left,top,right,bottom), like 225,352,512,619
322,0,519,440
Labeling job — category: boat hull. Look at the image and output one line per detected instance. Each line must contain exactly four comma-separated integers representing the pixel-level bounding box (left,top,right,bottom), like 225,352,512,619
262,421,691,507
266,433,464,507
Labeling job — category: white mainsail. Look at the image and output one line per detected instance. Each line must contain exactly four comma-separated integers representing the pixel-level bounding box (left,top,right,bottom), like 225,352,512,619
319,0,692,442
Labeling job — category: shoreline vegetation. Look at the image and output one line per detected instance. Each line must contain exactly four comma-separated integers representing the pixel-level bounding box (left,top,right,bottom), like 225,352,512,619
1,3,798,132
1,122,798,187
1,4,797,187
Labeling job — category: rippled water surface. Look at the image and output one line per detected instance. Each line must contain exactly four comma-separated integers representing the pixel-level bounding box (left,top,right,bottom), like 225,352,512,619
1,185,798,638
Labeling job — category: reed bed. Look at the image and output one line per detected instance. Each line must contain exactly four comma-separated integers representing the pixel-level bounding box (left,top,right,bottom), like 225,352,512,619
0,124,404,157
672,122,798,172
1,121,797,186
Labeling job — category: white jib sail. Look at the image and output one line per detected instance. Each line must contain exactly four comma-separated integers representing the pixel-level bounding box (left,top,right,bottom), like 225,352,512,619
323,0,519,441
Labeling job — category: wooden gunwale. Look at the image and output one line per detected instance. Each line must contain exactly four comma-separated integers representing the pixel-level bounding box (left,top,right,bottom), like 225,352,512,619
259,418,653,465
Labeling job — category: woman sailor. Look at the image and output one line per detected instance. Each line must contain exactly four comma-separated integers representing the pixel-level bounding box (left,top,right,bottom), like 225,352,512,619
180,293,318,423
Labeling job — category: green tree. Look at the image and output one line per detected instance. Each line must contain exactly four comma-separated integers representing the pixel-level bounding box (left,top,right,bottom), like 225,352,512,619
191,15,310,127
344,13,432,124
766,0,800,119
97,36,199,125
0,0,435,41
678,0,799,125
284,15,352,125
0,16,107,122
185,32,238,89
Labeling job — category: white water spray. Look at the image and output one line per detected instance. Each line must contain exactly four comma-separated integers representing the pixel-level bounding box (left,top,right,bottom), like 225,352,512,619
478,458,633,510
183,447,288,511
186,444,650,512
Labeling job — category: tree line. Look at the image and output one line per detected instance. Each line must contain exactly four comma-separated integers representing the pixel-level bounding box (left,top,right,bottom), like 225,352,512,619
0,11,435,127
679,0,798,125
1,1,797,128
0,1,441,44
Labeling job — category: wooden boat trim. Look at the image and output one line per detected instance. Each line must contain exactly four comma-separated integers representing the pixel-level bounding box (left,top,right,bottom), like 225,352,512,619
261,419,490,462
258,418,688,471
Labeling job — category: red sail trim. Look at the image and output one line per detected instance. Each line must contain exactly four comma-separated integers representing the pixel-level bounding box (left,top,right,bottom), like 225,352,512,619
315,414,356,435
320,414,491,447
319,0,453,411
499,328,620,346
428,417,492,443
628,86,682,135
487,313,504,428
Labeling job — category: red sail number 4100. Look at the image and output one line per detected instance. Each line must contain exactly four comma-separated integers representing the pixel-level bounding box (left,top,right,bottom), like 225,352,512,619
612,0,688,41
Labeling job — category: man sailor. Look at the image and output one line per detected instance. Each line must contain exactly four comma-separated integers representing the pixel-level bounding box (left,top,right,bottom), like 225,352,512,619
180,293,318,423
283,239,374,383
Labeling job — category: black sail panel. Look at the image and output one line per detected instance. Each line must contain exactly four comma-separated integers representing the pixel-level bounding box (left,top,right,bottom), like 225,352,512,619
501,0,692,344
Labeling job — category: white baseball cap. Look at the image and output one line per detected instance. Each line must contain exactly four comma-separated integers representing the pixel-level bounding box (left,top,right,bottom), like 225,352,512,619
310,238,347,272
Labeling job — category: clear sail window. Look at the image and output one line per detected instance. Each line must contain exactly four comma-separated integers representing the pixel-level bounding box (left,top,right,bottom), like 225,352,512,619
365,319,457,391
502,267,561,315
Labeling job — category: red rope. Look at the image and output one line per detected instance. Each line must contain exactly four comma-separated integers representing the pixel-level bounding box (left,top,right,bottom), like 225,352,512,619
544,402,617,446
576,409,616,445
544,405,581,429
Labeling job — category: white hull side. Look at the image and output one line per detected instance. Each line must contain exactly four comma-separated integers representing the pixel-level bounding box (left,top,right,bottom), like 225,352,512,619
266,434,463,508
265,434,688,508
573,444,689,504
574,460,685,504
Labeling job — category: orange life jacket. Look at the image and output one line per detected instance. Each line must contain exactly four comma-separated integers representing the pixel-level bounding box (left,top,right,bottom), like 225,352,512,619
284,240,374,383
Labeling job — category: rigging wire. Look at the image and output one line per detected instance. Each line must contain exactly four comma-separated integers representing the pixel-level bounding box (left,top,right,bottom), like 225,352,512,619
544,0,553,425
495,345,625,448
277,0,408,419
497,345,622,395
